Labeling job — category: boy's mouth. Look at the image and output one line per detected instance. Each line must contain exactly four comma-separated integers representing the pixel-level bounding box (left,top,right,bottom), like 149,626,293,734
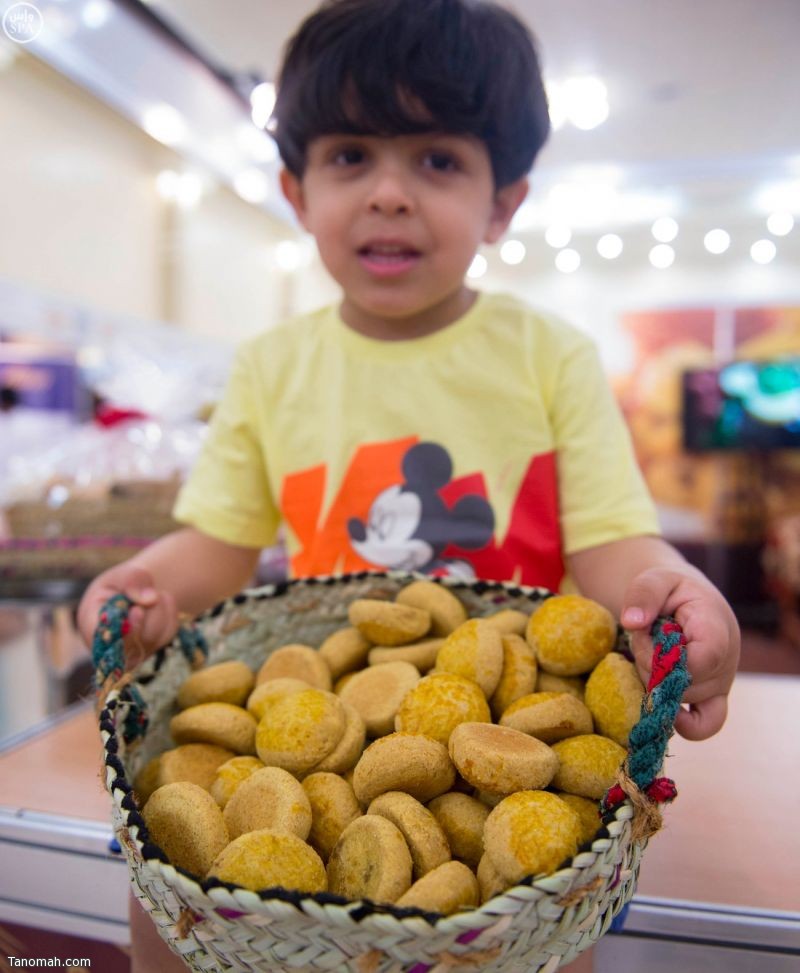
357,242,422,276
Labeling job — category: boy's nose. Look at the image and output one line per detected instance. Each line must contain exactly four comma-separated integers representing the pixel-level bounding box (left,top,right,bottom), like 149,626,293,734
366,172,414,215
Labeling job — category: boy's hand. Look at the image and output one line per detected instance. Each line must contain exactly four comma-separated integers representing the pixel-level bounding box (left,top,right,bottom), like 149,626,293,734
77,563,179,661
620,567,740,741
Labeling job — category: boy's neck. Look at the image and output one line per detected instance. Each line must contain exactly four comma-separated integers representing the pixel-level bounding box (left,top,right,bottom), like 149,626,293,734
338,286,479,341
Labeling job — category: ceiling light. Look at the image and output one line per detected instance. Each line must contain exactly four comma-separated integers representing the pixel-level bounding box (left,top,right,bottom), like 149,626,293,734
550,76,609,131
652,217,678,243
467,254,487,279
251,82,276,130
750,239,777,265
142,105,186,147
555,249,580,273
649,244,675,269
500,240,526,265
597,234,623,259
755,180,800,215
81,1,112,29
545,224,572,249
233,168,270,204
704,229,730,254
767,212,794,236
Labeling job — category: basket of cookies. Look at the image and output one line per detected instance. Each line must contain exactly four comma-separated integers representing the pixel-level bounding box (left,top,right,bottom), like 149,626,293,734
96,571,689,972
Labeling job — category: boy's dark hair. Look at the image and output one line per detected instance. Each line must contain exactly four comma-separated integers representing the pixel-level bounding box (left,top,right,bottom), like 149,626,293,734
271,0,550,188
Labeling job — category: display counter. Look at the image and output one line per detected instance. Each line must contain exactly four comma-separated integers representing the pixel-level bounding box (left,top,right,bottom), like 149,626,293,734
1,675,798,968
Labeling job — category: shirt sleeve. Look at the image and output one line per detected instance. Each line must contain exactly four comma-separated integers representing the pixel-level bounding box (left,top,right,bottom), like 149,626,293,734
173,344,280,547
549,332,660,554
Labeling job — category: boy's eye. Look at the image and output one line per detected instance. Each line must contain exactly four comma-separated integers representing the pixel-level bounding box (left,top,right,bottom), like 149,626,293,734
423,151,459,172
332,147,365,166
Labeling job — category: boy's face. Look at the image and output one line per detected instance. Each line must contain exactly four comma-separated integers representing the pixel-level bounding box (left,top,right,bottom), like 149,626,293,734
280,133,527,338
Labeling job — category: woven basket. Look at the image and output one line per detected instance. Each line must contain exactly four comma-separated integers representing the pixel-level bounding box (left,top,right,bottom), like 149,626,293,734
98,572,688,973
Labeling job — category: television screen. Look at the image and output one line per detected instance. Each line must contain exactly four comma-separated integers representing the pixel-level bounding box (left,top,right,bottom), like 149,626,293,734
682,358,800,451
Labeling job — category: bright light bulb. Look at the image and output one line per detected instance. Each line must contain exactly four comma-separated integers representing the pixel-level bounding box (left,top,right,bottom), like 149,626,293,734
234,169,270,204
500,240,526,265
82,0,112,29
750,239,777,264
142,105,186,147
596,233,623,259
767,212,794,236
704,229,730,254
251,82,276,129
649,244,675,269
545,224,572,249
652,217,679,243
467,254,488,279
562,76,609,130
555,248,580,273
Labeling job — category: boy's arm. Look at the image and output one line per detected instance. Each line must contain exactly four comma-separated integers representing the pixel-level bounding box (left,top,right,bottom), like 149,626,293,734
77,527,261,655
567,535,740,742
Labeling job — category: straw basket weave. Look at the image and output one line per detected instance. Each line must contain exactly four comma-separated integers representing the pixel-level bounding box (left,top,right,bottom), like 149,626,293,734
97,571,689,973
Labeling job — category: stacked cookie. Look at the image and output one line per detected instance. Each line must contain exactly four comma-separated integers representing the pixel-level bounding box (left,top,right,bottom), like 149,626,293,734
137,582,645,916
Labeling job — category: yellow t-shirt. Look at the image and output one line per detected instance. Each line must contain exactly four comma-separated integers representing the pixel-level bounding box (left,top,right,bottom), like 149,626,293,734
174,292,658,588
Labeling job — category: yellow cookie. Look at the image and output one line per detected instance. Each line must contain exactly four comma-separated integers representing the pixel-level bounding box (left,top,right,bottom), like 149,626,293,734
435,619,503,698
427,792,489,868
176,660,255,709
584,652,645,746
550,734,627,799
499,691,593,743
367,638,443,672
484,791,581,883
526,595,616,676
536,672,586,701
133,756,162,806
395,581,467,636
318,627,372,680
255,688,346,775
348,599,431,646
339,661,420,737
557,793,602,846
327,815,413,904
157,744,236,791
209,755,264,809
246,677,311,722
353,732,455,805
489,634,538,720
368,791,451,879
309,701,366,775
394,672,491,746
483,609,529,637
256,644,332,691
208,828,327,894
477,852,508,903
143,781,228,877
302,772,363,862
222,765,312,840
396,860,479,915
170,703,257,755
448,722,559,794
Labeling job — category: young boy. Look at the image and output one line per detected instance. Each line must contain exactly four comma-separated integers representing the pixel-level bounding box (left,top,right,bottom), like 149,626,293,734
79,1,740,969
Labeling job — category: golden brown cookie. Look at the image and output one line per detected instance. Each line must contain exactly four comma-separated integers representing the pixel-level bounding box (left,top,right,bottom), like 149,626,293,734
309,701,366,775
477,852,508,903
133,756,162,806
222,765,312,840
484,791,581,883
489,633,538,720
584,652,644,746
396,860,479,914
327,814,413,903
348,599,431,646
427,792,489,868
170,704,257,755
339,661,420,737
536,672,586,700
395,581,467,636
302,772,363,862
352,732,455,805
208,828,327,894
448,722,559,794
176,660,255,709
157,743,236,791
209,755,264,808
394,672,491,746
499,691,594,743
550,734,627,799
255,688,345,775
557,793,602,846
435,619,503,698
483,609,529,637
367,638,443,672
526,595,617,676
368,791,450,879
142,781,229,877
256,644,332,691
246,677,311,722
318,627,372,680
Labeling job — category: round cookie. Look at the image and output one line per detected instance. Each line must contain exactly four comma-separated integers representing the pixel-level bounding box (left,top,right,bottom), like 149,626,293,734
334,672,358,695
477,852,508,903
484,791,581,883
584,651,645,746
499,691,594,743
427,792,489,868
550,734,627,799
353,732,455,805
222,765,312,840
557,793,602,846
536,672,586,701
368,791,451,879
448,722,559,794
435,619,503,698
143,781,229,877
210,755,264,808
483,609,529,637
157,743,236,791
368,638,443,672
170,703,256,755
395,580,467,636
318,627,372,680
526,595,616,676
255,688,346,775
246,677,311,722
348,599,431,646
394,672,491,746
208,828,327,894
302,772,363,862
256,644,332,691
327,814,413,904
176,660,255,709
396,860,479,915
309,701,366,774
489,634,538,720
134,756,162,806
339,661,420,737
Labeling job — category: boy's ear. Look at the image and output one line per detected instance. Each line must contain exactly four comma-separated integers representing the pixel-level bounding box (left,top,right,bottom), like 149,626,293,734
279,168,310,230
483,177,529,245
